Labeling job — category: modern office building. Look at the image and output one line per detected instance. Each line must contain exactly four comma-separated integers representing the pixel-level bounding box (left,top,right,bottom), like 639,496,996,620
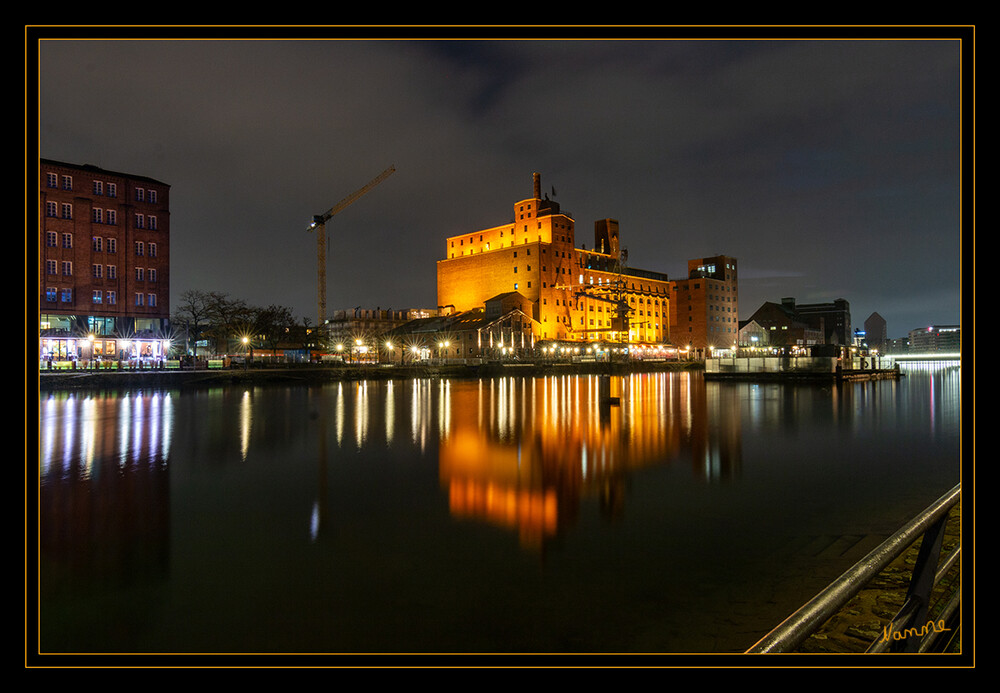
863,312,888,351
437,173,703,350
39,159,171,364
908,325,961,353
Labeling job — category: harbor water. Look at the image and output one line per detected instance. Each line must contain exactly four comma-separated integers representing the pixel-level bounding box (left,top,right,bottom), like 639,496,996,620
36,364,962,655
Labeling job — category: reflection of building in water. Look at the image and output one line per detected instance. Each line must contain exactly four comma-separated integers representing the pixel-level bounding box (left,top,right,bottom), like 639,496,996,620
436,373,743,550
39,392,174,623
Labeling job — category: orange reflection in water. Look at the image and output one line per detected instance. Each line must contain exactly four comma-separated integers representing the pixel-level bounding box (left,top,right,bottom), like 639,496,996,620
437,373,741,549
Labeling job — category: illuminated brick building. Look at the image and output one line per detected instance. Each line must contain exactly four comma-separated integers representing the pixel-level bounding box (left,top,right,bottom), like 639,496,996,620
670,255,740,355
437,173,674,346
39,159,171,364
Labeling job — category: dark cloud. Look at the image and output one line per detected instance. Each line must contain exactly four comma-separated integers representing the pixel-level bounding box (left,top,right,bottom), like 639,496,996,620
36,34,965,338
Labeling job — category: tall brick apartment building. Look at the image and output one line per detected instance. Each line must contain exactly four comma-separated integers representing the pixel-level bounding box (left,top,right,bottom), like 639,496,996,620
39,159,171,364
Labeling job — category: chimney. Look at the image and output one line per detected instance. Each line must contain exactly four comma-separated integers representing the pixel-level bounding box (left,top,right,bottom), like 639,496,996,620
533,172,541,199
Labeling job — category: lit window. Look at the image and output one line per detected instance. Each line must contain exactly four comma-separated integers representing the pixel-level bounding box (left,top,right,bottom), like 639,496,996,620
92,290,102,304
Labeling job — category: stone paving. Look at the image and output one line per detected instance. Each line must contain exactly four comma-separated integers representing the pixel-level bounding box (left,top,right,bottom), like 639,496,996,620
794,505,962,654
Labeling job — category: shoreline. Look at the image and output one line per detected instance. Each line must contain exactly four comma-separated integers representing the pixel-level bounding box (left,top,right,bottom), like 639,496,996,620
36,360,704,391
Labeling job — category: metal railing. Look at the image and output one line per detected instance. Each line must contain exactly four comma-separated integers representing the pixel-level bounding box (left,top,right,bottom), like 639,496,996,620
747,483,961,654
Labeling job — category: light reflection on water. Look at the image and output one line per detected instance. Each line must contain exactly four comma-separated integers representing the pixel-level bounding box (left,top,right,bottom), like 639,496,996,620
37,367,961,655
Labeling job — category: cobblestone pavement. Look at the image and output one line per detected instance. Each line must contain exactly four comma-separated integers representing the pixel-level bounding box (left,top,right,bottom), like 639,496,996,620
794,505,962,654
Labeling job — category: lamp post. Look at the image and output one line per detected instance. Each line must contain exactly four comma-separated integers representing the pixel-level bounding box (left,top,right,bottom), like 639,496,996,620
242,336,252,370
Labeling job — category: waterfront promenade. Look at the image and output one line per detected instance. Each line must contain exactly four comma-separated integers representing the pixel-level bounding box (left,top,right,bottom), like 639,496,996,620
37,359,701,390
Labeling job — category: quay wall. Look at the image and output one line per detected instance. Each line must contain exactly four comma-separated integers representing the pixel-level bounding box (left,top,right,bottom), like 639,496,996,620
37,360,702,391
705,356,901,382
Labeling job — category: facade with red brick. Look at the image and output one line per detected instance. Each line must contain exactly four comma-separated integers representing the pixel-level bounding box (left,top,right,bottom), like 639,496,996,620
39,159,171,362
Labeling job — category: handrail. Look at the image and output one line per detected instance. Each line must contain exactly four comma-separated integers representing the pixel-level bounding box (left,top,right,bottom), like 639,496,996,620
746,483,961,654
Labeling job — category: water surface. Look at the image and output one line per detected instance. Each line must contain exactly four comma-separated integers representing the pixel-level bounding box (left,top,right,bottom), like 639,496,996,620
37,366,961,655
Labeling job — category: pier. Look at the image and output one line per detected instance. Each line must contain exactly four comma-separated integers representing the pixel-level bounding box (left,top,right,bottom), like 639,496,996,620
704,355,902,382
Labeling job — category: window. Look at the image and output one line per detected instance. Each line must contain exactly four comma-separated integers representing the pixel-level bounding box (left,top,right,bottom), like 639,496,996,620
136,188,145,202
45,201,57,217
46,260,57,275
136,268,144,281
61,175,72,191
61,203,73,219
108,183,117,198
148,268,157,282
93,180,103,195
93,237,103,252
93,208,104,224
61,289,73,302
135,241,144,256
92,290,102,304
93,264,103,279
149,243,157,257
135,213,144,229
62,233,73,249
135,293,144,306
149,189,157,203
107,238,117,253
46,287,56,302
107,291,116,305
107,265,117,279
107,209,117,225
46,172,58,188
147,293,156,307
46,232,57,248
148,215,157,230
61,261,72,276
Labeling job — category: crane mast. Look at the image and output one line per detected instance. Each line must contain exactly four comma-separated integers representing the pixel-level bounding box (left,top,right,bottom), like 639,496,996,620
308,165,395,328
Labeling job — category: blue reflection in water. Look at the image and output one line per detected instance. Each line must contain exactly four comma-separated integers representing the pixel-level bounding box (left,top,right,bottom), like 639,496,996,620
36,367,961,655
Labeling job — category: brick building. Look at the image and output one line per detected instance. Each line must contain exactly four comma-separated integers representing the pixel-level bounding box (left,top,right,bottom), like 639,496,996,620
669,255,740,356
437,173,677,348
39,159,171,364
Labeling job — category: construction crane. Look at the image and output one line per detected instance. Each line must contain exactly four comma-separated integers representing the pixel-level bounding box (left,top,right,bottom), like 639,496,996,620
308,165,396,327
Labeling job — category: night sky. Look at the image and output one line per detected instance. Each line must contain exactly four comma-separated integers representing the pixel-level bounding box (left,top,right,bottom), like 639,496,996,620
34,30,967,340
